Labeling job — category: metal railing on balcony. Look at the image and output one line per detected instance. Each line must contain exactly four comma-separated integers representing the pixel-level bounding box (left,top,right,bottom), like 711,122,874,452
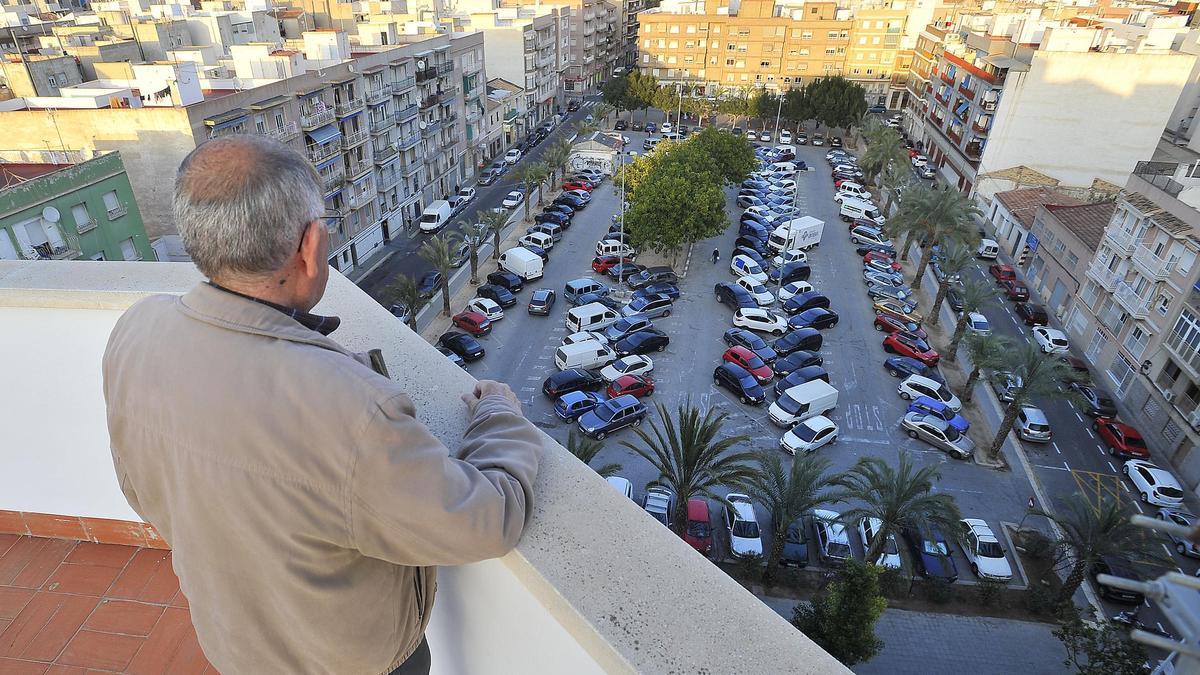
1104,228,1137,256
1086,258,1122,292
946,127,963,145
75,218,97,234
335,98,365,116
400,154,423,175
300,109,335,130
420,95,439,109
466,107,481,123
390,77,416,93
307,142,340,164
377,170,401,191
416,68,437,83
348,188,373,210
1166,329,1200,379
1133,245,1175,280
397,132,421,151
346,160,372,180
321,170,345,193
964,143,983,160
958,83,975,100
262,121,300,143
971,119,990,135
365,87,389,105
106,204,128,220
1133,161,1185,198
342,130,370,149
23,242,82,261
980,97,998,112
436,62,454,75
370,115,394,135
1114,282,1152,319
422,119,443,136
394,103,419,124
374,144,398,164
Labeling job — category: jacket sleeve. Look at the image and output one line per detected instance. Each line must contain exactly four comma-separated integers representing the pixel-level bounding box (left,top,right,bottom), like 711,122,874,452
347,392,542,567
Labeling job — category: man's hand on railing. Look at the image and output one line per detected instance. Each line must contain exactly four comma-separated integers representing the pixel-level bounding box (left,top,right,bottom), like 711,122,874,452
462,379,522,416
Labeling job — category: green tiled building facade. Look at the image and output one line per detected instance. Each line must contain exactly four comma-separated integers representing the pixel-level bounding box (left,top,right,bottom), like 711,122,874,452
0,152,154,262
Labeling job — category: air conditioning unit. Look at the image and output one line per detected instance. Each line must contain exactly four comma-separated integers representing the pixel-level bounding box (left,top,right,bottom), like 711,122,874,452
1190,410,1200,431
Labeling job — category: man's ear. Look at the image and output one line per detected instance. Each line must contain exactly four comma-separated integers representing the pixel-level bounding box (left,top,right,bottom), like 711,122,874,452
297,220,325,278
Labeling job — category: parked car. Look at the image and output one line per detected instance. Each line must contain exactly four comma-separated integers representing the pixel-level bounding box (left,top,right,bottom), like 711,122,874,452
466,297,504,321
873,298,922,325
1123,459,1185,506
713,362,767,405
907,396,968,432
451,310,491,336
613,329,670,356
553,391,607,421
417,270,443,299
988,263,1016,283
723,346,774,383
504,148,522,164
1032,327,1070,354
632,282,680,301
577,394,649,439
604,314,655,343
883,332,939,367
723,327,778,363
684,499,713,556
778,281,815,302
898,374,961,411
874,314,927,340
1015,406,1052,443
542,368,604,398
1092,556,1145,604
1093,417,1148,459
768,262,812,285
789,307,839,331
781,518,808,567
437,346,465,368
526,288,556,315
782,291,830,316
1157,508,1200,558
780,415,839,454
487,270,524,293
599,355,654,382
724,494,764,559
772,352,823,377
502,190,524,208
1015,302,1050,326
991,371,1023,403
641,486,674,529
1001,279,1030,301
733,307,789,335
715,282,758,310
606,373,655,399
858,517,902,570
957,519,1013,582
774,328,823,356
1071,383,1118,417
901,413,974,459
773,366,831,396
592,255,637,273
904,527,958,582
477,284,517,308
965,312,992,335
438,331,485,361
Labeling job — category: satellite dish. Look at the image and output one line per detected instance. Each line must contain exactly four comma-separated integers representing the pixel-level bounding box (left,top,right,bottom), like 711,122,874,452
419,120,427,129
42,206,60,222
416,59,426,69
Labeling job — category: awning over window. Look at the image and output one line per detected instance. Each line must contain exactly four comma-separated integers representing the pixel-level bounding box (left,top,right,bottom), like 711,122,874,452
204,108,248,130
315,156,341,171
954,100,969,117
306,124,341,145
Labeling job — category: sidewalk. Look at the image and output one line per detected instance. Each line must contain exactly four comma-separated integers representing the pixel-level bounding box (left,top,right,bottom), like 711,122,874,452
759,596,1066,674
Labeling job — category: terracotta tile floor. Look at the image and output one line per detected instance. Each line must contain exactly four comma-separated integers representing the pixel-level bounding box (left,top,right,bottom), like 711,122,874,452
0,534,215,674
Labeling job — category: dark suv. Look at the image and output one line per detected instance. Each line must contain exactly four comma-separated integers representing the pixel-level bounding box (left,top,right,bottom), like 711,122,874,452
713,363,766,405
476,284,516,308
628,266,679,289
542,368,603,398
714,282,757,309
486,270,524,293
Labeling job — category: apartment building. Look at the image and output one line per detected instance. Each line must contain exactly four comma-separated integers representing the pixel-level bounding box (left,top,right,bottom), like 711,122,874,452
1025,199,1115,318
987,186,1084,262
1070,159,1200,492
618,0,644,70
843,6,908,107
0,32,468,275
0,150,154,262
1,54,84,96
460,4,570,126
489,77,528,146
911,22,1196,201
506,0,618,99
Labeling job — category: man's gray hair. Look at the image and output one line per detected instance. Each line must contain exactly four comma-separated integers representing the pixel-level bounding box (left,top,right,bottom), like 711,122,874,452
175,135,324,279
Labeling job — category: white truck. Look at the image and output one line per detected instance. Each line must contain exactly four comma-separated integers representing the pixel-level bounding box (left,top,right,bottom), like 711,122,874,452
767,216,824,253
498,246,544,280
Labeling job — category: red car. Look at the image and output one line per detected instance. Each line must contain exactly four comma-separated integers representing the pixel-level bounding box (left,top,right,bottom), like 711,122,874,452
1094,417,1149,459
451,310,491,336
1015,302,1049,326
989,263,1016,283
882,331,939,366
562,180,595,192
722,346,774,383
592,255,636,273
863,251,902,271
873,314,928,340
682,498,712,555
606,374,655,399
1001,279,1029,301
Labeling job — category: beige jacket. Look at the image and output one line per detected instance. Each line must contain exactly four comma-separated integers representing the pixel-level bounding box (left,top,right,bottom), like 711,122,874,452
102,284,541,674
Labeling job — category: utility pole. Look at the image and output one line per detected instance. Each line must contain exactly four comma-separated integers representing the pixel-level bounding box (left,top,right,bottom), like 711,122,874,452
772,91,783,142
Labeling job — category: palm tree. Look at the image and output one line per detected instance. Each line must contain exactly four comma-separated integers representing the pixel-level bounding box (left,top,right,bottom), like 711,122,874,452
477,209,509,260
1034,493,1162,605
384,274,425,328
741,451,839,580
566,429,622,478
833,452,962,565
877,163,910,217
908,188,982,290
529,161,551,206
510,163,543,220
927,242,975,327
987,343,1085,460
944,279,998,362
544,139,573,185
417,233,455,317
961,333,1011,404
454,222,485,284
859,122,907,192
621,401,759,538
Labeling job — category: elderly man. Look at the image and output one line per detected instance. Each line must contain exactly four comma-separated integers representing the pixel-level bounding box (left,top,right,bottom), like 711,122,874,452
102,136,542,675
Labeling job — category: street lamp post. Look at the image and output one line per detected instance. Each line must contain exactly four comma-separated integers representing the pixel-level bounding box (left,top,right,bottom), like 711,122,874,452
772,93,783,143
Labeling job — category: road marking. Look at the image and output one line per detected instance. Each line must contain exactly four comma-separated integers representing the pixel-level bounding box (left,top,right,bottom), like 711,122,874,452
1134,502,1143,513
1052,442,1061,454
839,435,894,446
526,375,541,381
1107,461,1116,472
1163,543,1173,556
1033,463,1071,472
1121,482,1129,492
1063,461,1071,471
1075,412,1084,422
1086,428,1096,439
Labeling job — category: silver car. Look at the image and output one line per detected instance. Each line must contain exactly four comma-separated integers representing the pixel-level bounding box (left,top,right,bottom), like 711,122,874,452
1157,508,1200,558
863,268,905,288
867,283,914,305
991,371,1023,403
901,412,975,459
1015,406,1052,443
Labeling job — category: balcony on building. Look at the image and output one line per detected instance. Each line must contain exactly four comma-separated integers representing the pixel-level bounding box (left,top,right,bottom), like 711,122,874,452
0,261,843,675
390,76,416,93
971,115,991,135
261,121,300,143
342,128,370,150
300,106,336,131
321,167,345,194
203,108,249,139
1167,326,1200,381
335,97,365,117
395,102,420,125
964,138,984,161
1114,281,1153,319
1132,161,1188,200
946,123,963,146
370,113,392,136
415,66,438,84
1132,245,1176,281
306,140,341,165
365,86,389,107
422,119,443,137
376,167,401,191
397,132,421,151
373,141,398,164
1086,257,1123,291
1104,227,1138,256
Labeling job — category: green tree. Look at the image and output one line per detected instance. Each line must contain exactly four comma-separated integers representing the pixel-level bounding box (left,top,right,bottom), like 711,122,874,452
750,89,781,133
592,102,615,128
510,162,545,219
718,88,751,128
626,70,661,123
791,560,887,666
782,86,811,132
961,333,1011,404
833,452,962,565
877,162,910,216
927,241,974,327
987,344,1086,460
1054,606,1149,674
684,127,757,185
417,233,456,317
543,139,573,185
453,222,485,284
621,401,758,538
384,274,425,328
1036,494,1163,606
944,279,998,361
891,187,981,290
566,429,621,478
477,209,509,260
623,161,727,257
601,75,632,122
573,119,598,138
740,451,839,581
804,76,867,133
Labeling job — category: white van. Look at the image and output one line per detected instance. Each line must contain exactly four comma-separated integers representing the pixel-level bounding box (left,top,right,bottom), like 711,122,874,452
566,302,621,333
840,197,884,224
596,239,636,257
768,380,839,428
976,238,1000,259
564,278,607,304
520,231,554,251
418,200,452,233
768,216,824,253
554,340,616,371
498,247,544,281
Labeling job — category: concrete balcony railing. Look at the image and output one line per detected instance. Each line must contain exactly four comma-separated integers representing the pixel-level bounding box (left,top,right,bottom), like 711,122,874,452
0,261,844,675
1086,257,1123,292
335,97,365,116
390,76,417,93
422,119,443,136
321,170,345,193
397,132,421,151
365,87,389,106
436,62,454,76
1104,228,1138,256
347,188,373,210
1132,245,1174,280
346,159,372,179
300,108,336,130
1114,281,1152,319
373,144,398,164
307,142,341,164
376,170,401,191
261,121,300,143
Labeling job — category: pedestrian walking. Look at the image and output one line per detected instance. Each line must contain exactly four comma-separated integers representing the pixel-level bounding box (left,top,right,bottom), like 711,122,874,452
712,248,720,264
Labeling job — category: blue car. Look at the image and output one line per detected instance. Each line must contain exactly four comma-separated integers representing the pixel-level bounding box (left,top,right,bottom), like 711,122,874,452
578,394,649,439
904,527,958,583
781,519,808,567
633,282,680,300
907,396,969,432
554,391,607,421
884,356,945,384
774,366,830,396
645,122,657,133
772,350,821,375
769,262,812,284
788,308,839,331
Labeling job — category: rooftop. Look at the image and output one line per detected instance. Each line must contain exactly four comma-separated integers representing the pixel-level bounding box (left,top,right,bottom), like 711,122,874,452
994,187,1085,228
0,163,71,189
1041,201,1115,252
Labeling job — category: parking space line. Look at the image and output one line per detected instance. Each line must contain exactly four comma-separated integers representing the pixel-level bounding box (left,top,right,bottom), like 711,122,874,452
1134,502,1144,513
1075,412,1084,422
1086,428,1096,439
1107,461,1116,471
1120,482,1129,492
1163,543,1173,556
1033,463,1070,472
1063,460,1071,471
1052,442,1061,454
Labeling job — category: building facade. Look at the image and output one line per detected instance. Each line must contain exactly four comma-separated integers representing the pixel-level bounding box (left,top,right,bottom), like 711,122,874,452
1025,200,1115,319
462,5,570,127
0,151,154,262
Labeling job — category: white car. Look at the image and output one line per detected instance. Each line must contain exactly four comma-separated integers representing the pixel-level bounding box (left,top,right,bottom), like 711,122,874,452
724,493,763,558
760,131,772,142
1032,327,1069,354
957,519,1013,582
502,190,523,208
966,312,992,335
858,517,902,570
599,355,654,382
505,148,522,164
780,415,839,454
563,189,592,203
779,130,793,144
456,187,476,204
466,297,504,321
744,205,776,220
772,249,808,268
606,475,633,500
1124,459,1185,506
778,280,815,301
730,254,768,284
735,276,775,306
769,179,798,193
660,122,673,134
911,154,928,167
733,307,789,335
898,374,962,412
745,130,758,141
561,330,608,347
